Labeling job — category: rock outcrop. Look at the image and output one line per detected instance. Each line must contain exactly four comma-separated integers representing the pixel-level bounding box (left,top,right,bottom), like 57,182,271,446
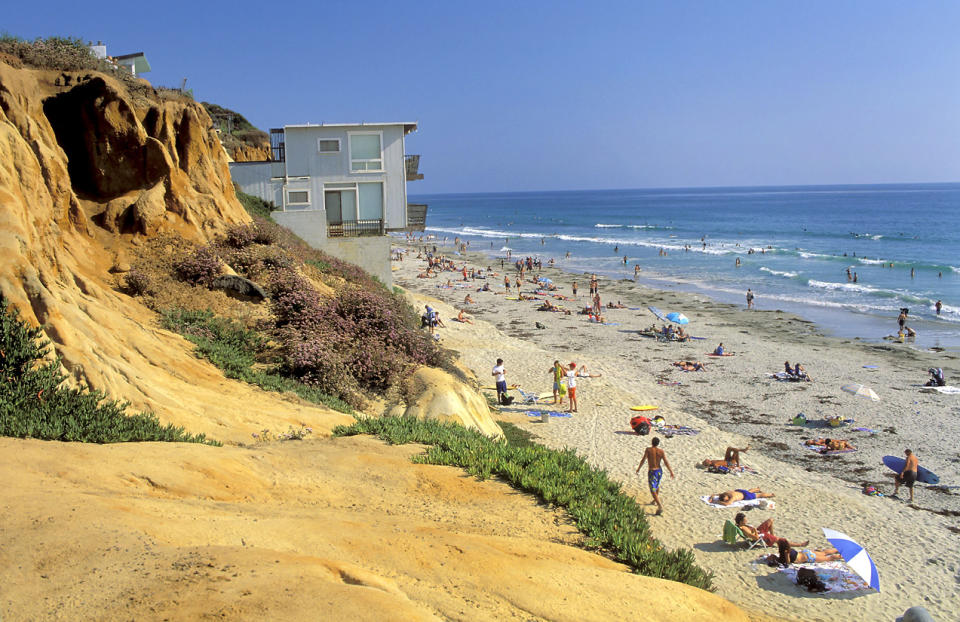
398,366,503,437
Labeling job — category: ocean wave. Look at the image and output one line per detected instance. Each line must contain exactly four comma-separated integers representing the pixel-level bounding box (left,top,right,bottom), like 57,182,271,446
759,267,800,278
594,223,672,230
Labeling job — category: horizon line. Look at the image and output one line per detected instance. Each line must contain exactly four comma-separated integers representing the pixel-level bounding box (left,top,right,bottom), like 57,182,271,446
410,179,960,197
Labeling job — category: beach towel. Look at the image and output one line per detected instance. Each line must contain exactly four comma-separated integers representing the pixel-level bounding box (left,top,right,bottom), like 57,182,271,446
657,380,682,386
920,385,960,394
768,372,804,382
700,495,764,510
770,561,871,593
659,425,699,437
852,427,880,434
526,411,572,418
804,444,857,455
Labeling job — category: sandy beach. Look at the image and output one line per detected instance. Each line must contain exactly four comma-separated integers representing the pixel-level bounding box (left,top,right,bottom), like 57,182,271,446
393,242,960,622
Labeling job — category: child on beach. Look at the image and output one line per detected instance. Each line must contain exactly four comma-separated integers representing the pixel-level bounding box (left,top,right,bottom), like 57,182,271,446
565,362,579,412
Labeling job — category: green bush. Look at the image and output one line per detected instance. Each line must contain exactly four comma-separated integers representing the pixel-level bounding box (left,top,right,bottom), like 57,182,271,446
334,417,713,591
235,187,275,221
0,295,217,445
161,308,352,414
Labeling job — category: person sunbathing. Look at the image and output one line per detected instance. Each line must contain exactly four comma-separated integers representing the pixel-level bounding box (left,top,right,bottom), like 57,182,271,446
708,488,774,506
735,513,808,548
766,539,842,567
701,445,750,469
464,294,474,304
538,300,557,311
793,363,812,381
805,438,855,451
675,326,688,341
673,360,707,371
575,365,602,378
456,310,473,324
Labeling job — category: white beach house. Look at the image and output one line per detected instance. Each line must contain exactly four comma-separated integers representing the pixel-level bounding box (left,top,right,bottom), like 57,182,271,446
229,122,426,284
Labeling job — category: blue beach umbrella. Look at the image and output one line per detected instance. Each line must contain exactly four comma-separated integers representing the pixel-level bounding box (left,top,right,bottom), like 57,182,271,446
821,528,880,592
666,312,689,325
648,306,667,321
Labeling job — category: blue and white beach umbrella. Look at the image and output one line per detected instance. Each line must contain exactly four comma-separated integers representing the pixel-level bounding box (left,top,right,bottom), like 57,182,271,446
666,312,689,325
648,306,667,321
822,528,880,592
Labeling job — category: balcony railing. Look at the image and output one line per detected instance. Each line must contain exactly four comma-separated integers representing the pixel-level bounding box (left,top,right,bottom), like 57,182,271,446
405,154,423,181
327,219,384,238
405,203,428,231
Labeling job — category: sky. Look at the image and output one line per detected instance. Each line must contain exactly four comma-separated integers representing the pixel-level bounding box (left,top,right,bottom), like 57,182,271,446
6,1,960,193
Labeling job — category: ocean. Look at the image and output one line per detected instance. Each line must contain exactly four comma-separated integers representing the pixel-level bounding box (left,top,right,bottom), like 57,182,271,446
410,183,960,349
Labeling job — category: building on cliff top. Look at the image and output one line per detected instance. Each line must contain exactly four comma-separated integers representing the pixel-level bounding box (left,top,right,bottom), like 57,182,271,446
88,41,152,77
229,122,426,286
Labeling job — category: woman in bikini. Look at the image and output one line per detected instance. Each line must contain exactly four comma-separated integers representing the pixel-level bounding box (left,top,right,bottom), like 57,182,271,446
805,438,855,451
735,513,808,548
766,538,842,566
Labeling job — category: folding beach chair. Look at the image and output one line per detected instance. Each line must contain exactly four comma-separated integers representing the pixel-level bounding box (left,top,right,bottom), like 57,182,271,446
722,520,767,551
516,388,541,405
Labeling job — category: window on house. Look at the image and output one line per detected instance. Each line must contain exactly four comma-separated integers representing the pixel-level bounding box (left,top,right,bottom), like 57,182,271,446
349,133,382,172
286,189,310,208
317,138,340,153
357,183,384,220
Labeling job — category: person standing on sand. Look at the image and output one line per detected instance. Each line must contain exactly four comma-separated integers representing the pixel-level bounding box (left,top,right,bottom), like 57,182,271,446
492,358,508,405
893,448,919,504
565,362,579,413
746,288,755,309
549,360,565,406
590,274,598,295
636,437,674,515
572,281,578,297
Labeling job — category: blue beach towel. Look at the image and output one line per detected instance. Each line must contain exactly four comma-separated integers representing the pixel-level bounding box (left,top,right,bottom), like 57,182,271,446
526,411,572,418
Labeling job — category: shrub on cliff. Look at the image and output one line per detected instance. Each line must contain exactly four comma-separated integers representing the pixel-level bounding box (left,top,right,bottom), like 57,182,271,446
0,35,101,71
161,308,351,413
174,246,222,285
0,295,217,444
335,417,713,591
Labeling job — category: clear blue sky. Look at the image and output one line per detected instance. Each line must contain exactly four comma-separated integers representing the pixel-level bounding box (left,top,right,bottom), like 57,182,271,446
7,1,959,193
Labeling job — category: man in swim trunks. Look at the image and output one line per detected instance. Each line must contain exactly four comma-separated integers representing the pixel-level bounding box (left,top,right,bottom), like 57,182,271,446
636,437,674,515
893,448,919,503
709,488,774,506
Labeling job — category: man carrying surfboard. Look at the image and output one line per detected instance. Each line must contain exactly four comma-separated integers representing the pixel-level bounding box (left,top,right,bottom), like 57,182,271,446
893,449,919,504
636,437,674,516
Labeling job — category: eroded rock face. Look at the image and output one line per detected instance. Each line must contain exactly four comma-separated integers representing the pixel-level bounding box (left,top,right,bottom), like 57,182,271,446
42,77,170,200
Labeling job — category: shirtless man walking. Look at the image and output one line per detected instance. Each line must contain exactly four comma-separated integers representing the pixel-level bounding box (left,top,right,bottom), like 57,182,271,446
636,437,674,515
893,448,920,504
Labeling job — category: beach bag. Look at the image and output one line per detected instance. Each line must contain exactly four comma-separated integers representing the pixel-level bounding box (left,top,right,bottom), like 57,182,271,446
558,380,567,396
791,413,806,426
630,416,652,436
500,394,515,406
796,568,828,593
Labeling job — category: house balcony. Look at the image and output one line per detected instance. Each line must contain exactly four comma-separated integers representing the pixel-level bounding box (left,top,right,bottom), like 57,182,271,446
405,203,428,231
405,154,424,181
327,219,384,238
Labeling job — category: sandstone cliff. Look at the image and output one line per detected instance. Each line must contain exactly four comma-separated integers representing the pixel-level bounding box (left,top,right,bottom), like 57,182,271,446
0,61,351,441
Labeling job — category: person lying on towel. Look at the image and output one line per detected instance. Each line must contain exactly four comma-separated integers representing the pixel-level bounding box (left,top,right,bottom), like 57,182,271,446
708,488,775,506
804,438,855,451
